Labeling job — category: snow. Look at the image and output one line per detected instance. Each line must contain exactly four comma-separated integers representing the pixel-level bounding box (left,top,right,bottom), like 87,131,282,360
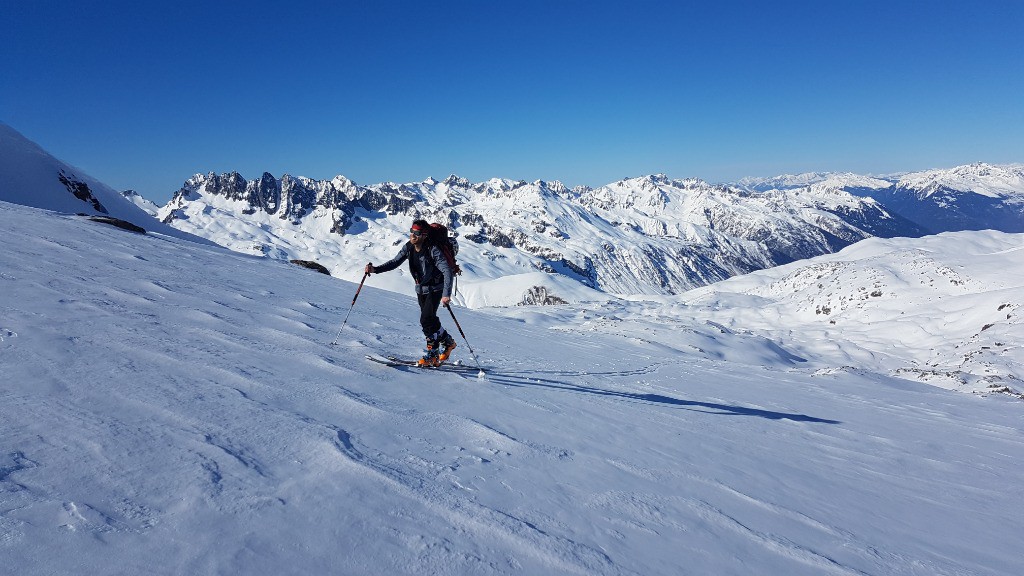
897,163,1024,199
3,199,1023,575
2,122,1023,574
737,164,1024,208
157,169,907,298
122,190,160,216
736,172,893,193
456,272,609,308
0,123,207,244
661,232,1024,395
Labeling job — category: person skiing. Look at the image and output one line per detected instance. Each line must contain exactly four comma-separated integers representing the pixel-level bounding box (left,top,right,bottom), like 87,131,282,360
365,219,457,366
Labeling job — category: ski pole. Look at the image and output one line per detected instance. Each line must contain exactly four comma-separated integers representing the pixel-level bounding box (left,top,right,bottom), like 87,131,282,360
444,303,485,376
330,267,369,346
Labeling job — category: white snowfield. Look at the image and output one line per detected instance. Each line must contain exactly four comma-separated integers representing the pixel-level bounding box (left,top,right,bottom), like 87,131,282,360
2,200,1022,576
638,231,1024,396
0,122,209,245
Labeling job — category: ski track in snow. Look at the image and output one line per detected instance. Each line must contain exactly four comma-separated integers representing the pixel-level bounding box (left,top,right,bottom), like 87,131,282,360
2,201,1024,575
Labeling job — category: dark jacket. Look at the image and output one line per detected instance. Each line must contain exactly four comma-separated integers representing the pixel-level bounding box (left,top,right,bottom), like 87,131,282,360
375,242,454,296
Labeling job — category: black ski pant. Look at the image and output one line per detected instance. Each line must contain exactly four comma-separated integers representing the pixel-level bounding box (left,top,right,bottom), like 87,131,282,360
417,290,445,341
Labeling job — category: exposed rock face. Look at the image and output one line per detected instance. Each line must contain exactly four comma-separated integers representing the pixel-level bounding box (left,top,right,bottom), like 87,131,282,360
60,170,107,214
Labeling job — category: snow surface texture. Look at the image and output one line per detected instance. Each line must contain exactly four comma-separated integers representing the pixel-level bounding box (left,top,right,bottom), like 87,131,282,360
2,200,1023,575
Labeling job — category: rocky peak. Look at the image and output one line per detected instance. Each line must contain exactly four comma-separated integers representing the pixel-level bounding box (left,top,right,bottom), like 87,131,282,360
442,174,470,188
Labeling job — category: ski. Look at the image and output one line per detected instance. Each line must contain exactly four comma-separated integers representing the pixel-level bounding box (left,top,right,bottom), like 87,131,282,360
364,354,484,373
365,354,418,368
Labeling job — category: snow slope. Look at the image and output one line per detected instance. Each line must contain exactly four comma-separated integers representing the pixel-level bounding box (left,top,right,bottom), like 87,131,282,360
2,200,1023,575
624,232,1024,396
0,122,209,243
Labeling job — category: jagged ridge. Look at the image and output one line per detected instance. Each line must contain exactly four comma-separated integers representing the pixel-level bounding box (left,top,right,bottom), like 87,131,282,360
158,170,930,298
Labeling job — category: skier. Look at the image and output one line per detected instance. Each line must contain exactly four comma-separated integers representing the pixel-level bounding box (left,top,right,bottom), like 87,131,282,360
365,219,457,366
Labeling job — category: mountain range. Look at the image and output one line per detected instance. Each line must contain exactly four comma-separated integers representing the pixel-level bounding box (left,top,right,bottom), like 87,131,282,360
739,163,1024,233
154,163,1023,303
2,120,1022,305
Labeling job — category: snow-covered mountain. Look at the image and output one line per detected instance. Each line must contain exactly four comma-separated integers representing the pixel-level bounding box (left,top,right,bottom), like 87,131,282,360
3,198,1023,575
737,171,894,194
875,163,1024,233
121,189,160,216
0,122,207,243
157,171,922,302
739,163,1024,234
627,231,1024,396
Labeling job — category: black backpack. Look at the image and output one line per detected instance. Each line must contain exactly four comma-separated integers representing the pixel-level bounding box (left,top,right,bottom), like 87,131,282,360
426,222,461,276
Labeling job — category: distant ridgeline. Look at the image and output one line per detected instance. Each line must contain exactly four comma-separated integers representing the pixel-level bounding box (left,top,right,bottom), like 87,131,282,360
738,163,1024,234
158,164,1024,296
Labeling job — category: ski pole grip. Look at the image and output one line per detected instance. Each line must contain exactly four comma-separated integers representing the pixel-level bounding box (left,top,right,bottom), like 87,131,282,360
351,271,369,306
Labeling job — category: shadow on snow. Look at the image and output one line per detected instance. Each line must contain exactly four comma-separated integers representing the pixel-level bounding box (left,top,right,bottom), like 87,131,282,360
476,369,841,424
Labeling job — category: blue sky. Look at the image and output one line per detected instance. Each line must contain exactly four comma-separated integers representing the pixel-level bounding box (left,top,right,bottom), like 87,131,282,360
3,0,1023,203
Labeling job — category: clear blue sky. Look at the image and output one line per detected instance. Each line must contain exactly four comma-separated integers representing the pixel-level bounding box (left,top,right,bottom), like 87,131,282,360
3,0,1023,203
